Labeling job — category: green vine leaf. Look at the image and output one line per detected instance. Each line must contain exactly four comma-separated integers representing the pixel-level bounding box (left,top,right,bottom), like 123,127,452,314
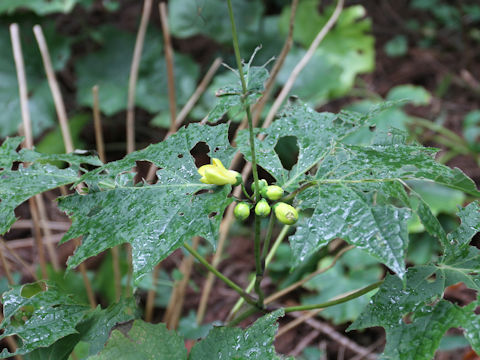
0,281,89,358
208,64,269,123
0,137,102,235
24,299,136,360
189,309,288,360
88,320,187,360
237,102,391,191
350,203,480,357
59,123,235,281
250,103,479,277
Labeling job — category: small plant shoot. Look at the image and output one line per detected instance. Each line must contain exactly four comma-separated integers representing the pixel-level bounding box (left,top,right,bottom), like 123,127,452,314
0,0,479,359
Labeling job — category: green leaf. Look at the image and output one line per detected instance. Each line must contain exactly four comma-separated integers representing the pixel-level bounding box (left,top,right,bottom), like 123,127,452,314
59,123,235,281
0,0,90,15
0,281,89,358
237,102,382,191
169,0,264,45
24,299,136,360
189,309,285,360
386,85,432,106
384,35,409,57
208,64,269,123
88,320,187,360
380,300,465,360
302,248,382,324
350,204,480,358
75,26,199,116
463,110,480,151
0,138,101,234
278,3,374,102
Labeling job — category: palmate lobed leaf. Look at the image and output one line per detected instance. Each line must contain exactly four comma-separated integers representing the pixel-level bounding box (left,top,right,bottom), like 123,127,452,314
59,123,235,281
0,281,89,358
238,102,479,278
0,281,136,359
0,137,102,234
92,310,288,360
350,202,480,358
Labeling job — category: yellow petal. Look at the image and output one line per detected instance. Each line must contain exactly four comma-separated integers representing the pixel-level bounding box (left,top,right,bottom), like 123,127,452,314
197,164,211,177
204,167,231,185
211,158,228,171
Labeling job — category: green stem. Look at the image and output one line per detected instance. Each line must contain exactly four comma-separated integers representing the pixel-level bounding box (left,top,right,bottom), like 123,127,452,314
283,280,383,313
227,0,263,306
253,215,264,307
261,212,276,261
412,117,467,145
183,242,258,308
229,280,383,327
228,306,259,327
228,225,290,318
281,181,317,203
241,183,253,201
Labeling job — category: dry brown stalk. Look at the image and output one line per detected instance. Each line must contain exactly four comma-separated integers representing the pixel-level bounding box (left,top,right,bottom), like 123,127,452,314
0,237,37,280
264,0,344,127
159,2,177,134
33,24,97,308
127,0,153,154
163,237,200,329
92,85,121,301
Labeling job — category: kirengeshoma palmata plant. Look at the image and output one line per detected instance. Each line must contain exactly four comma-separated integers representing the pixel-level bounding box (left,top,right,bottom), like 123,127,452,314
0,1,480,359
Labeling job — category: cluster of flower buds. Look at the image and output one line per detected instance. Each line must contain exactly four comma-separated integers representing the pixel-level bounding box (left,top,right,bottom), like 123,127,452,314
197,159,298,225
237,178,298,225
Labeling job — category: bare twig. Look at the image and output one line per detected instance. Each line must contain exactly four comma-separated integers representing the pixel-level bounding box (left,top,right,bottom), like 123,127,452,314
33,25,73,152
28,198,48,278
11,220,70,231
290,329,321,357
124,0,153,297
33,25,96,308
0,237,37,280
163,237,200,329
264,245,354,304
277,309,323,338
127,0,153,154
175,57,222,127
11,24,51,278
0,241,14,285
159,2,177,134
284,312,378,360
92,85,121,301
251,0,299,126
264,0,344,127
0,314,23,360
92,86,106,162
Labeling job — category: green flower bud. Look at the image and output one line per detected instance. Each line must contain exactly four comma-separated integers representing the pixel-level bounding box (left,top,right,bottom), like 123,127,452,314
261,185,284,201
234,202,250,221
255,199,271,217
274,202,298,225
251,179,268,194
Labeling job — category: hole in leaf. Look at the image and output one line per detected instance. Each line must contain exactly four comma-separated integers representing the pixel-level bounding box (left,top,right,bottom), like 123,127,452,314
21,281,47,298
177,154,183,158
274,136,299,171
193,189,209,196
179,212,184,216
190,142,210,168
208,212,218,218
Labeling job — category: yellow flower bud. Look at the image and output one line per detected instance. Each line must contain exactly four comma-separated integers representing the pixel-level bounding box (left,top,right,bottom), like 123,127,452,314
198,158,240,186
261,185,284,201
274,202,298,225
